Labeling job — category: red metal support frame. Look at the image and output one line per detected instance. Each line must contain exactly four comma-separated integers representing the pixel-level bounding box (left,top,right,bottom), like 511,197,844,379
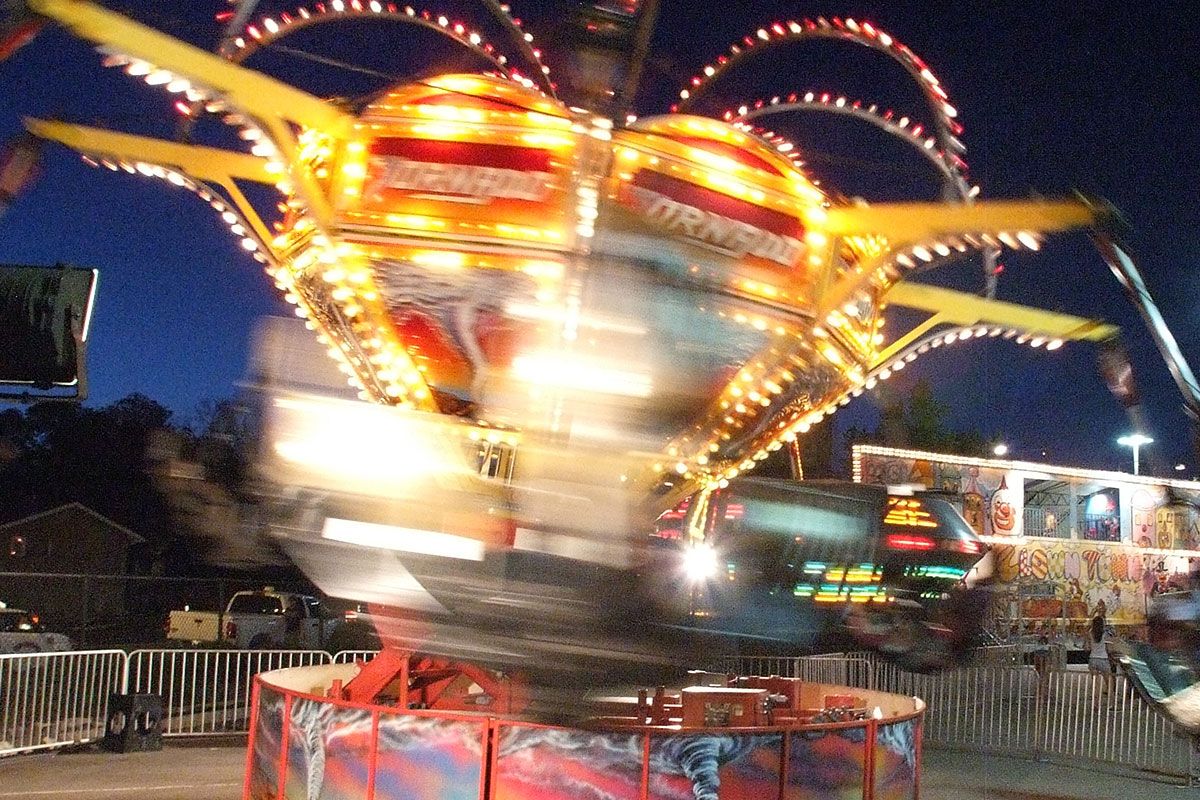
398,654,410,709
241,679,261,800
863,718,878,800
365,709,380,800
276,694,292,800
340,647,527,714
779,724,791,799
640,733,651,800
482,719,497,800
914,716,923,800
342,648,411,705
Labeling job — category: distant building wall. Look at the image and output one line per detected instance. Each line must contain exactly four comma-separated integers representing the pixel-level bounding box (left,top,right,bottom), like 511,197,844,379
853,445,1200,626
1,503,142,632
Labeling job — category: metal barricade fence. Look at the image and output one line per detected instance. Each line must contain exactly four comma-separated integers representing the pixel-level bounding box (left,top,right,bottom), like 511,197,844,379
731,653,1196,783
882,664,1042,755
717,655,802,679
4,647,1197,782
716,652,878,688
1038,669,1192,777
0,650,125,756
331,649,379,664
126,649,333,736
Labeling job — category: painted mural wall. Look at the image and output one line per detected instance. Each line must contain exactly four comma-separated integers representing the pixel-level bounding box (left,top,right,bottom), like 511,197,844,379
857,453,1023,538
991,539,1197,624
249,687,920,800
857,451,1200,625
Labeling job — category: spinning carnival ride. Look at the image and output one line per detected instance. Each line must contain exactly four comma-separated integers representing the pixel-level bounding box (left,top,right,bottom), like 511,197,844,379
7,0,1119,490
8,1,1187,691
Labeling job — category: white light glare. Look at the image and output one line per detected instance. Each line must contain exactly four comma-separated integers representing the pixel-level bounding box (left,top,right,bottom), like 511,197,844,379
683,543,720,582
1117,433,1153,448
322,517,485,561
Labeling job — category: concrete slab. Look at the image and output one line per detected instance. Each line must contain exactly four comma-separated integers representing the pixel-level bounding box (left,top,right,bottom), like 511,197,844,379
921,749,1199,799
0,744,243,800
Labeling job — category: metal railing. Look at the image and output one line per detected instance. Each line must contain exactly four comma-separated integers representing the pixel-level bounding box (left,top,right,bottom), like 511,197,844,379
729,653,1198,783
0,648,356,756
720,653,876,688
126,649,332,736
330,649,378,664
0,650,126,756
5,646,1198,784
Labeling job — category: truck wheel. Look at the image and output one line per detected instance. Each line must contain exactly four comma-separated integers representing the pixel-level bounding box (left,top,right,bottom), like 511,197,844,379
248,634,273,650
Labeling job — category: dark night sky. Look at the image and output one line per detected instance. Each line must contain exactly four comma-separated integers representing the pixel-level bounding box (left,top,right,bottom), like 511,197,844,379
1,1,1197,471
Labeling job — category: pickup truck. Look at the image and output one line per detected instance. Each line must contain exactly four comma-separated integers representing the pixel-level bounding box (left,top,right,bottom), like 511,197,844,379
166,589,340,649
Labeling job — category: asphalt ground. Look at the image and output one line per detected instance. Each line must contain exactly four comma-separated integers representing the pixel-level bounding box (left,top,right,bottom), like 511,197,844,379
0,742,1196,799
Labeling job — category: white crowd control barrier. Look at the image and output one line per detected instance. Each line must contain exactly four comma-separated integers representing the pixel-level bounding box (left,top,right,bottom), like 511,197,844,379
331,649,378,664
0,649,347,756
729,653,1199,784
3,647,1198,784
125,650,333,736
0,650,126,756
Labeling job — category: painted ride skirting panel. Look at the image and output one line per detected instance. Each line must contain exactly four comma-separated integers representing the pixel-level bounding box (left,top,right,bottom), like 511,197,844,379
245,663,923,800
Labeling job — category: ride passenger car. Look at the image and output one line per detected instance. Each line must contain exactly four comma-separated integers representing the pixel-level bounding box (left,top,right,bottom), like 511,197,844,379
650,478,992,671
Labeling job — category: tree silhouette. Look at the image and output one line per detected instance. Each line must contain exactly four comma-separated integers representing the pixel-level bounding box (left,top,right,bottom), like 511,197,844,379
844,379,988,459
0,394,177,564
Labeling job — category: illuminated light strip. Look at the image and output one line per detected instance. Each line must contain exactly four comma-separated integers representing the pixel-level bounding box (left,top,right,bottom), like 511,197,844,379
728,94,970,192
225,3,551,95
674,17,962,156
667,333,849,485
95,49,330,226
95,46,338,241
854,443,1200,493
883,514,939,529
310,253,434,406
85,24,426,408
904,565,967,579
840,228,1046,328
79,154,274,264
687,319,1073,484
99,51,214,108
814,584,888,603
322,517,485,561
885,533,937,550
273,230,434,407
835,570,882,584
884,496,939,528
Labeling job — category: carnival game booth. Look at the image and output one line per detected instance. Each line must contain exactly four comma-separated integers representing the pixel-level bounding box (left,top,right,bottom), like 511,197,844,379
853,445,1200,649
245,657,924,800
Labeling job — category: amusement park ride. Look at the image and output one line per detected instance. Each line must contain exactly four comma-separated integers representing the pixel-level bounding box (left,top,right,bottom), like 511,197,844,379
4,0,1200,728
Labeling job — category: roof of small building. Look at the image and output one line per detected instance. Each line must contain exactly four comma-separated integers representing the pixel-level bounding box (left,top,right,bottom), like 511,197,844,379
0,502,146,544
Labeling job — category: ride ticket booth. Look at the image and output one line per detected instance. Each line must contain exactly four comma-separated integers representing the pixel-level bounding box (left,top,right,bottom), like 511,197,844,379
853,445,1200,656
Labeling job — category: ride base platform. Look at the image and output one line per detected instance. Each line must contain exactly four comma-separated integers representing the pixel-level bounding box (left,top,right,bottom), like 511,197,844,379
244,648,925,799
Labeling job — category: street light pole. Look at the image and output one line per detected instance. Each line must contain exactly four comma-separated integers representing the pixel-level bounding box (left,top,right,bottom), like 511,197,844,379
1117,433,1154,475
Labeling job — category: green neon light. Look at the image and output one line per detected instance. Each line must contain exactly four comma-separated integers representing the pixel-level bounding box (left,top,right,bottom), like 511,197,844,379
903,565,967,580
